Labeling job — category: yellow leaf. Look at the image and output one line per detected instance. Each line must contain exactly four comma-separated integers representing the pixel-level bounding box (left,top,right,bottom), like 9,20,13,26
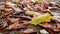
32,0,38,3
31,13,50,25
